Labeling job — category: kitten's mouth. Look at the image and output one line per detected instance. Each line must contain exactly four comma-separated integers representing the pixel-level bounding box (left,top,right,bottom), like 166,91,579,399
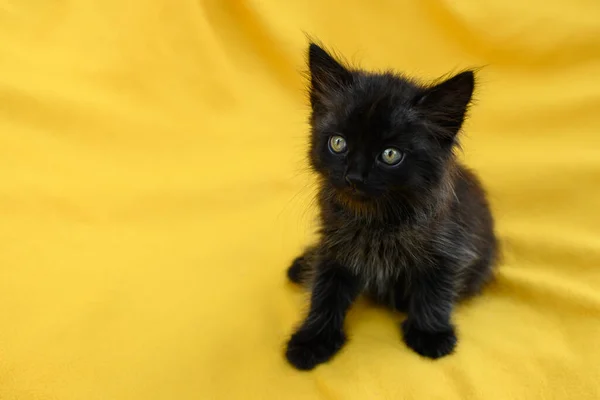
339,187,371,202
334,188,377,216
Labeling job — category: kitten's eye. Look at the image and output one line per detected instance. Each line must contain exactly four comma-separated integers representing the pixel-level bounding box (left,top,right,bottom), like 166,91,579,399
329,135,347,153
380,148,404,165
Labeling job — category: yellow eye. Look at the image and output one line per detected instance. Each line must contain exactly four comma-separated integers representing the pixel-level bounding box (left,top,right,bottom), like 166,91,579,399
329,135,347,153
381,148,403,165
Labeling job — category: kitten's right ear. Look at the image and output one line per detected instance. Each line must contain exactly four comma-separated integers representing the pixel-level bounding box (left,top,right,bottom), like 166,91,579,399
308,43,352,109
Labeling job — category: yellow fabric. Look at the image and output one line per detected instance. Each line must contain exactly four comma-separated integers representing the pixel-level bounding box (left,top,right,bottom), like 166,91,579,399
1,0,599,398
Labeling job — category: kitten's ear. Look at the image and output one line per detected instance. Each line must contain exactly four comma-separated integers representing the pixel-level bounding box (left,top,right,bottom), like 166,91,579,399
308,43,352,109
416,70,475,141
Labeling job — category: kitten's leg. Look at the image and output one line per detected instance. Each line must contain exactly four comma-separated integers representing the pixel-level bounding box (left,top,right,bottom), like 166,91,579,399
285,260,361,370
393,288,409,313
402,266,457,359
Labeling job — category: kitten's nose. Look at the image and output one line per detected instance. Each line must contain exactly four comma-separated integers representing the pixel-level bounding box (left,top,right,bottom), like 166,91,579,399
345,172,365,188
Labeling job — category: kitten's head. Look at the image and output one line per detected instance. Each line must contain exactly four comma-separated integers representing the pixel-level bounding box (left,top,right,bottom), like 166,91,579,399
307,43,475,214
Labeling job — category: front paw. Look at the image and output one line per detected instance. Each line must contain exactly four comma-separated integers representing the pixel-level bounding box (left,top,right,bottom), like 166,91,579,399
285,328,346,370
402,320,456,359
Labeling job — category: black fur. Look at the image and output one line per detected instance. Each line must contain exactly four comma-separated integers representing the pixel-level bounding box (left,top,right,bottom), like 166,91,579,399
285,43,498,370
286,263,361,370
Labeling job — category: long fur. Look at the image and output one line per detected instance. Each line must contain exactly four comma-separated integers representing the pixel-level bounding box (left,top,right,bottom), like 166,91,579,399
285,43,498,370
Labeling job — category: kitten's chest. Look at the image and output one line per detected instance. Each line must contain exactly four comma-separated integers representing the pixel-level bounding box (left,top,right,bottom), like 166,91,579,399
324,223,425,280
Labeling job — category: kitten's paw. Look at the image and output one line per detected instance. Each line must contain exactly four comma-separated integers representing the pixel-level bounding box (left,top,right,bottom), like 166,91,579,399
287,256,305,284
285,328,346,370
402,320,456,359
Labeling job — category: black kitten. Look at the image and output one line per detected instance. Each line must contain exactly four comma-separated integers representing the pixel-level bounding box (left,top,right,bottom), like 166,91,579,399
285,43,498,371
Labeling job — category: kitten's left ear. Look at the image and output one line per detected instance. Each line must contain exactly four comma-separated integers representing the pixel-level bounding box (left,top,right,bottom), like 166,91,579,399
416,70,475,140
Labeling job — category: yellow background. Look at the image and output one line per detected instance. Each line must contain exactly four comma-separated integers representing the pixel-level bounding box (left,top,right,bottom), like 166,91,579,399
1,1,599,399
